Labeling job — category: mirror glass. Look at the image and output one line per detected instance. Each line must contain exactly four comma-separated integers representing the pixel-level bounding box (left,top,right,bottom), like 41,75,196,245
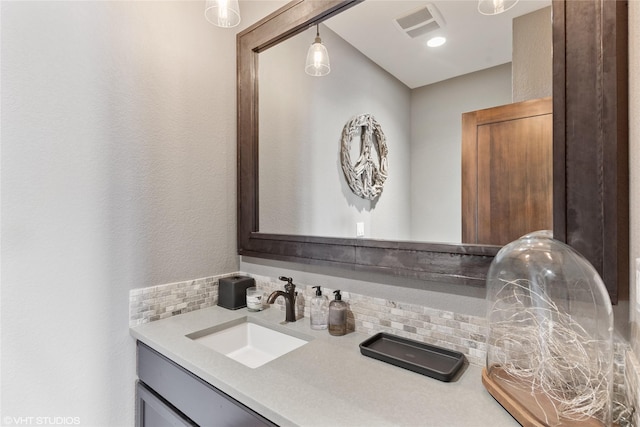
258,0,551,244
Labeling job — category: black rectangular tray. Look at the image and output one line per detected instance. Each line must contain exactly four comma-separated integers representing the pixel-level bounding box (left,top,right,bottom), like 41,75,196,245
359,333,465,382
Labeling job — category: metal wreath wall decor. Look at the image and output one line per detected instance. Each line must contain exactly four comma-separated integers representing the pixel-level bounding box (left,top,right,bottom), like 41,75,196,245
340,114,389,200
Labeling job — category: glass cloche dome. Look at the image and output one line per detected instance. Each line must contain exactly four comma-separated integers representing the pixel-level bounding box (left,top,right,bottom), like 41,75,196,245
483,231,613,426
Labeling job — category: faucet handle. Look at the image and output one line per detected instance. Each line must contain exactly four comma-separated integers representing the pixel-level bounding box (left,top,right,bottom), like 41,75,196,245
278,276,295,293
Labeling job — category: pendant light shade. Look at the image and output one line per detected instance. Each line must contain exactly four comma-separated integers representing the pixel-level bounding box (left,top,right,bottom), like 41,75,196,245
305,25,330,77
205,0,241,28
478,0,519,15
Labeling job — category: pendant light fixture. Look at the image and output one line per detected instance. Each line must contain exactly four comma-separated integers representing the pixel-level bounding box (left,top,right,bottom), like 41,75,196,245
205,0,241,28
305,24,331,77
478,0,519,15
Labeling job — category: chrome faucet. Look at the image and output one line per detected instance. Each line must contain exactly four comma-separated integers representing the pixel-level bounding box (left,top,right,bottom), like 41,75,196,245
267,276,297,322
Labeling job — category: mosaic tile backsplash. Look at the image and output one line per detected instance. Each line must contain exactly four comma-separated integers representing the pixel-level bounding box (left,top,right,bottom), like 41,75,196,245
129,272,633,418
129,274,223,327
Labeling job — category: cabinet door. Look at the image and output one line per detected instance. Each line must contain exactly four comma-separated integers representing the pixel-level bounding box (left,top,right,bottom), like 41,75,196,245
462,97,552,245
137,342,277,427
136,381,196,427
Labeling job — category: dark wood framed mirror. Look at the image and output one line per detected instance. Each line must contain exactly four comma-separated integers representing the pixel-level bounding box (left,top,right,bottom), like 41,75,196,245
237,0,628,302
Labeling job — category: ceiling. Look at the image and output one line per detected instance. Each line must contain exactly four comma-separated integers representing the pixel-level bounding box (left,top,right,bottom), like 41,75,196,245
324,0,551,89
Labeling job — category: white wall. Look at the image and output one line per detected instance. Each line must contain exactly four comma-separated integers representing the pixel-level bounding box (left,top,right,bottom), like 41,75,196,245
259,25,412,240
0,1,284,425
410,63,512,243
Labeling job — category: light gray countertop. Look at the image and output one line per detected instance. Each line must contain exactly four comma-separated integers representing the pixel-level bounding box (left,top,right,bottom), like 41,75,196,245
130,305,518,427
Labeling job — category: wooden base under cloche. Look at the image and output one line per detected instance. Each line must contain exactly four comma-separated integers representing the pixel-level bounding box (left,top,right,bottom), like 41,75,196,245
481,367,608,427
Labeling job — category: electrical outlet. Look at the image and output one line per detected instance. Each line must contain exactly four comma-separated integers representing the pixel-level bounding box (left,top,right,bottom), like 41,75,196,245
356,222,365,237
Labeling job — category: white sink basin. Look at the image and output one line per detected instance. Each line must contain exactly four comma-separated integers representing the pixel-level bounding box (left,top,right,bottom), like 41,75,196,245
187,318,310,368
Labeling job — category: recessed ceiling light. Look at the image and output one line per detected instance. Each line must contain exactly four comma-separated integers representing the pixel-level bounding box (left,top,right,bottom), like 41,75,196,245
427,36,446,47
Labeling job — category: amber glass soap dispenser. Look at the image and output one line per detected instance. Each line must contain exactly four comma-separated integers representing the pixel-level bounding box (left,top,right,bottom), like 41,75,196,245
328,290,347,336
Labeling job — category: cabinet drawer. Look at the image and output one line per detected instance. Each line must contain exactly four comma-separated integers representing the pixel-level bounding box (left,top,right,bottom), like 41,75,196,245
137,342,276,427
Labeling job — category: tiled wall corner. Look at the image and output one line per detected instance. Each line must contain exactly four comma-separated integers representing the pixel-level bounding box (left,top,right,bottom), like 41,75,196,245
625,350,640,426
129,274,233,327
614,341,630,406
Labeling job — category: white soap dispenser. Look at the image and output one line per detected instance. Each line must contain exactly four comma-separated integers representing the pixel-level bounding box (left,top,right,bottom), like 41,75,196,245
310,286,329,330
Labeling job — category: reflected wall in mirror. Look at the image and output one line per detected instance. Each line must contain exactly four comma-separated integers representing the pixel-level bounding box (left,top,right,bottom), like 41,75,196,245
258,0,551,244
237,0,628,301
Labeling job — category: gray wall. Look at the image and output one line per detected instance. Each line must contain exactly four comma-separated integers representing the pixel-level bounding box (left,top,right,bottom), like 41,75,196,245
410,63,513,243
259,25,412,240
0,1,286,425
512,6,552,102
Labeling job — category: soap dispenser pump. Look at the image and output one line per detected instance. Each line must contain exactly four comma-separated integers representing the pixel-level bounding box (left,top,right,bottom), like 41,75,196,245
310,286,329,330
328,290,347,336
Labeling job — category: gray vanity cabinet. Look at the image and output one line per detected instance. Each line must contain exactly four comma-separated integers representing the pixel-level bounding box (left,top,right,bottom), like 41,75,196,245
136,342,277,427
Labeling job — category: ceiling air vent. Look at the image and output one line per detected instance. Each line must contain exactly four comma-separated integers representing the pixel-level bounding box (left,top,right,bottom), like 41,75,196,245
393,3,445,39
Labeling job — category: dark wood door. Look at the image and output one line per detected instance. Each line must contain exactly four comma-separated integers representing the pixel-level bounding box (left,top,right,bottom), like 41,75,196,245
462,97,553,245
